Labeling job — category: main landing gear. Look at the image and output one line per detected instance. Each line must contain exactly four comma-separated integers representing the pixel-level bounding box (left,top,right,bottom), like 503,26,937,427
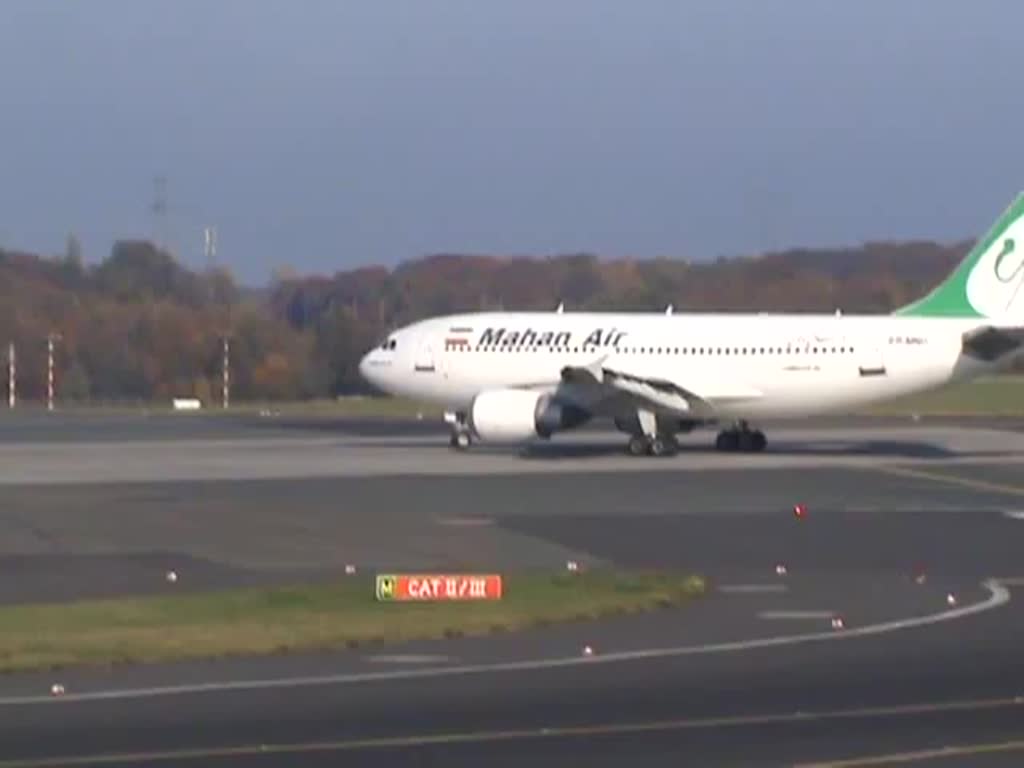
715,422,767,453
624,408,678,457
627,433,677,457
445,410,473,451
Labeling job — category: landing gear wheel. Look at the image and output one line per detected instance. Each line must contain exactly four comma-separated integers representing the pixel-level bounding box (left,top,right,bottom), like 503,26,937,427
751,430,767,452
450,431,472,451
649,436,674,457
627,435,649,456
738,431,755,452
716,425,766,453
715,431,739,452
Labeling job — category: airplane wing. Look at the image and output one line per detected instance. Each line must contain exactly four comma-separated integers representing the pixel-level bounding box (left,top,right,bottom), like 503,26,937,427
559,357,762,418
961,326,1024,362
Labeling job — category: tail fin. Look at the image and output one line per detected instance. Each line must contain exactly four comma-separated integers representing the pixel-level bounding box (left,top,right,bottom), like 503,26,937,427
895,192,1024,319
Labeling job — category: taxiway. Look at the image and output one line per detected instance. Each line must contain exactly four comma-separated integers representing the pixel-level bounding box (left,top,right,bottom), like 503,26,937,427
0,411,1023,766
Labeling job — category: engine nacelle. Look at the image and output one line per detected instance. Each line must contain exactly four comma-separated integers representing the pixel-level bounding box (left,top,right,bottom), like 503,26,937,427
469,389,590,443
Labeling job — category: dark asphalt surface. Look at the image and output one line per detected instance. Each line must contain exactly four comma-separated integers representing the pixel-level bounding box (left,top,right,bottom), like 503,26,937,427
0,464,1016,604
1,413,1024,765
2,590,1024,766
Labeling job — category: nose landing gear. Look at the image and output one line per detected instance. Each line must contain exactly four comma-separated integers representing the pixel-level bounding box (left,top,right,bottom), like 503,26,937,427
445,410,473,451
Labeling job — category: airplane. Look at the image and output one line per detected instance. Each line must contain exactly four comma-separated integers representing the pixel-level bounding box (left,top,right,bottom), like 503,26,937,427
359,193,1024,456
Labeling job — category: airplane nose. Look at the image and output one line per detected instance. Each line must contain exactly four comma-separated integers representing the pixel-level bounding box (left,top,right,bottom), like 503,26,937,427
359,352,374,384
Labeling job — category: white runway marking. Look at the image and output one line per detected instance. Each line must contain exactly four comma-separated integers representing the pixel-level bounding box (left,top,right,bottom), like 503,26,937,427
717,584,788,594
434,517,495,527
758,610,835,620
365,655,453,664
0,579,1009,707
1002,510,1024,520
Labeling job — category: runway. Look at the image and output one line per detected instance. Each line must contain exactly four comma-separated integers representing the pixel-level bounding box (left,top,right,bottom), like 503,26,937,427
1,410,1024,765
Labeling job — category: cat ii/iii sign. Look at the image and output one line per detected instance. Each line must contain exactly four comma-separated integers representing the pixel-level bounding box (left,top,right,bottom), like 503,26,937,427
375,574,503,601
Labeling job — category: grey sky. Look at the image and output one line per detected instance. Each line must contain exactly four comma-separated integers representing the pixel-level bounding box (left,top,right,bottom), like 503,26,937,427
1,0,1021,284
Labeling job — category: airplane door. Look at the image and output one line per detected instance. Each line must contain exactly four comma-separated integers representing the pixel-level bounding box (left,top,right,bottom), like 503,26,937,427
414,340,436,373
858,343,886,377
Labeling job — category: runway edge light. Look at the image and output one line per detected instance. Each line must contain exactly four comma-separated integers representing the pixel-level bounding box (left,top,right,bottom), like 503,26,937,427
375,573,503,602
913,564,927,585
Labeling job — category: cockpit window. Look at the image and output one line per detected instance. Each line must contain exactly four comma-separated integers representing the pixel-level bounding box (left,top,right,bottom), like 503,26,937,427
379,338,397,351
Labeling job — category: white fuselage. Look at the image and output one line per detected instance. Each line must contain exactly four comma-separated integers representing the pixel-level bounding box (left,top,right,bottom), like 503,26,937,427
359,311,1000,421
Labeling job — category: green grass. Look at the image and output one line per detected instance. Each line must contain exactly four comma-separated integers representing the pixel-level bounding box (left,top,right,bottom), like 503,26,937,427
0,570,705,673
35,396,436,419
863,376,1024,416
221,396,436,419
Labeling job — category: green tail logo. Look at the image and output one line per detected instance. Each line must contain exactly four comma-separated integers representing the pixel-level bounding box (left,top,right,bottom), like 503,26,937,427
896,193,1024,319
994,237,1018,281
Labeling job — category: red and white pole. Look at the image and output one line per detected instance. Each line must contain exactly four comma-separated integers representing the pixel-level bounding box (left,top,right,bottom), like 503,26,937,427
47,335,54,411
222,336,230,409
7,342,14,409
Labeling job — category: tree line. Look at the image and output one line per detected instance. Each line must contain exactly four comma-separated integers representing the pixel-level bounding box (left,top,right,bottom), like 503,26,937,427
0,235,972,403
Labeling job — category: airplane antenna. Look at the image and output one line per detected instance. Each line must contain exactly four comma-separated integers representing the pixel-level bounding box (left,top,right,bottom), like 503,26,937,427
555,302,564,314
665,304,673,315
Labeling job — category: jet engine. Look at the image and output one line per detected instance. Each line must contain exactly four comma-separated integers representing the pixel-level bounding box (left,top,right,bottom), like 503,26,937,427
469,389,591,442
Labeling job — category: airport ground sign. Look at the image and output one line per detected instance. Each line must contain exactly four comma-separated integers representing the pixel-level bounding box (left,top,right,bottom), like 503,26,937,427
375,573,503,601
